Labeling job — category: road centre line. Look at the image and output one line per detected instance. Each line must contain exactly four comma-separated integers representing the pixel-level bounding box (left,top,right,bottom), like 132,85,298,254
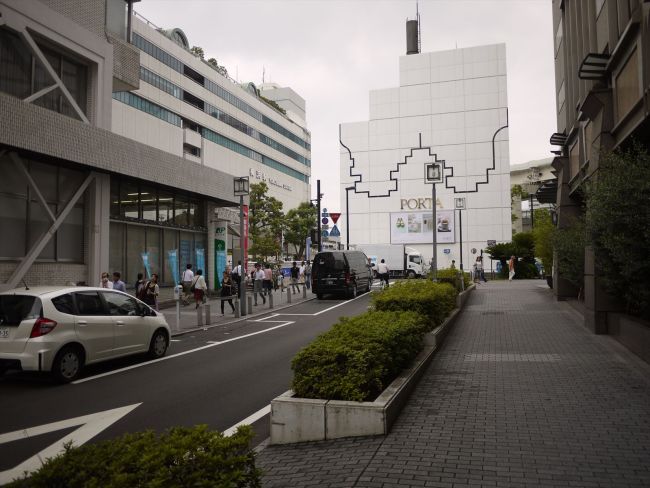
72,320,295,385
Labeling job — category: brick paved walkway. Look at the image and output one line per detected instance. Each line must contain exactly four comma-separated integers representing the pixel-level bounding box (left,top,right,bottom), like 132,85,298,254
257,280,650,487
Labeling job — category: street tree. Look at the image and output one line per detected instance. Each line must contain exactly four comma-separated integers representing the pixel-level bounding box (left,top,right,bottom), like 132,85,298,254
248,182,284,261
284,202,317,259
532,208,554,276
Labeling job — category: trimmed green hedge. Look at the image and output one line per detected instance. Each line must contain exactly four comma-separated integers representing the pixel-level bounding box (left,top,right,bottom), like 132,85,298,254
371,280,457,330
291,311,427,402
7,425,260,488
436,268,471,291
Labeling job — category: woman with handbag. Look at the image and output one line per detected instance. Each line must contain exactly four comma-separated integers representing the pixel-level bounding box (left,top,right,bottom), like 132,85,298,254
191,269,208,309
220,271,236,315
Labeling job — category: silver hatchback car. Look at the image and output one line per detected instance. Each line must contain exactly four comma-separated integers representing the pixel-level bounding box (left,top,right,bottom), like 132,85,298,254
0,287,171,382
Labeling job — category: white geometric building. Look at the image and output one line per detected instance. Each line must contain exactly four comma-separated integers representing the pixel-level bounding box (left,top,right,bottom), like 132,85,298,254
340,43,511,270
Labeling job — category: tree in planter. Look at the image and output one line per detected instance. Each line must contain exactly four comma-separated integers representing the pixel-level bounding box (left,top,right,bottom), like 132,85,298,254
553,215,585,297
284,202,317,260
190,45,205,59
532,208,554,276
249,182,284,261
585,144,650,318
485,231,536,278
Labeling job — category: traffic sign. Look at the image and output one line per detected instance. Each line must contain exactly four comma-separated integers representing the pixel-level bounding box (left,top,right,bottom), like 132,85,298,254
321,230,329,237
487,240,496,246
322,217,329,225
330,225,341,237
330,212,341,224
443,248,450,254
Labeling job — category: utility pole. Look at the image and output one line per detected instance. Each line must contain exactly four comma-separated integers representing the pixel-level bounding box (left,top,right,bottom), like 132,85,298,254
316,179,322,252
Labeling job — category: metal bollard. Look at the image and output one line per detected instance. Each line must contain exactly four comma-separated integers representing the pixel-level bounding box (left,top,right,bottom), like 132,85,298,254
287,286,292,303
196,305,204,327
268,290,274,309
302,283,307,298
247,295,253,312
234,296,240,318
204,304,211,325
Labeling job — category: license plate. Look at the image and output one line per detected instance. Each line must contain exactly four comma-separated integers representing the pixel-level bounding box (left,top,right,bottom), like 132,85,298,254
0,328,9,339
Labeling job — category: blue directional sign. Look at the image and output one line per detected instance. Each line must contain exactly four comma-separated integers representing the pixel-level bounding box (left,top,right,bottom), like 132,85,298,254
322,217,329,225
322,230,329,237
330,225,341,237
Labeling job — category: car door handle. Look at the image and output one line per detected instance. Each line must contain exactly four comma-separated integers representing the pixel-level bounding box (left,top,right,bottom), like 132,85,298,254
115,320,125,326
77,320,87,326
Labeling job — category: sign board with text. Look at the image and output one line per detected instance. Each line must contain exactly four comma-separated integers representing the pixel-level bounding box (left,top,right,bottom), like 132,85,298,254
390,210,455,244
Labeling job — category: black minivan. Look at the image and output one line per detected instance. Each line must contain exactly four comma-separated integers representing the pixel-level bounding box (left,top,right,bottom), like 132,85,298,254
311,251,373,299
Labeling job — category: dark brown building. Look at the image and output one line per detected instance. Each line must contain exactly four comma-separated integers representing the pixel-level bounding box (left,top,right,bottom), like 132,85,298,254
551,1,650,351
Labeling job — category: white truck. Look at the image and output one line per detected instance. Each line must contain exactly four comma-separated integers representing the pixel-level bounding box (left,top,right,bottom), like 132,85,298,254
355,244,424,278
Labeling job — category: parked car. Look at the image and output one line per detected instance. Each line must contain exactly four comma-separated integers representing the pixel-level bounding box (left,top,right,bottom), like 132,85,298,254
0,287,171,383
311,251,372,299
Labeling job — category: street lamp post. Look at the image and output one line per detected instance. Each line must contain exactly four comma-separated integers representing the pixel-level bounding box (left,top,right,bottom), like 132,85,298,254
425,162,442,281
316,179,322,252
234,176,249,316
454,197,466,272
345,186,354,250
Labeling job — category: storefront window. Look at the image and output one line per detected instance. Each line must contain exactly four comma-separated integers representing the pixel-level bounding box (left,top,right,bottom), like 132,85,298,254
175,195,189,226
146,227,161,278
158,190,174,224
141,185,157,222
179,231,194,269
162,229,178,286
126,225,146,282
120,181,140,219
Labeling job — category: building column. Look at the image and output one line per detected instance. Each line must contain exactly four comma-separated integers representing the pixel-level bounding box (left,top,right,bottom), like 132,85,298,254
87,173,110,285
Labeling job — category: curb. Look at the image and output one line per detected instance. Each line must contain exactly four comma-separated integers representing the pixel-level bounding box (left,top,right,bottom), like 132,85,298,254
269,284,475,444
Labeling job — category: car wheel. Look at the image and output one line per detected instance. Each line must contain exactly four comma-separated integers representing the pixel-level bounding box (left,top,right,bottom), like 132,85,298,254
407,270,416,279
349,285,357,299
148,329,169,359
52,345,84,383
316,293,323,300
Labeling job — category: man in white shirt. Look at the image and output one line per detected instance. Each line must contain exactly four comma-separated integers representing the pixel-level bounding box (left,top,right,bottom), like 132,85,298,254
253,263,266,306
181,264,194,304
376,259,390,288
232,261,242,293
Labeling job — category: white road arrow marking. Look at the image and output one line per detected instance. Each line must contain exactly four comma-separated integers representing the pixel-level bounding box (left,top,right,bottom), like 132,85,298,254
0,403,141,485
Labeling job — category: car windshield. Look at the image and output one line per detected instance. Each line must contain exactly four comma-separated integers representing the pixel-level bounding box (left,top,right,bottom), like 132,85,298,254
0,295,41,326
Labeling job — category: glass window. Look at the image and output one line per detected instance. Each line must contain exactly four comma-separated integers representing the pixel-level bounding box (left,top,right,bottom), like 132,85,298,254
102,292,138,316
0,195,26,258
179,232,195,269
615,47,640,121
158,190,174,224
59,166,86,205
0,28,32,99
110,177,120,218
61,58,88,117
140,186,157,222
174,195,189,226
74,292,106,316
0,295,40,325
126,225,146,283
146,227,161,278
0,161,29,197
120,180,140,219
29,201,56,260
33,48,62,113
30,162,58,202
109,222,125,280
57,206,83,261
554,18,563,56
162,229,178,286
52,294,75,314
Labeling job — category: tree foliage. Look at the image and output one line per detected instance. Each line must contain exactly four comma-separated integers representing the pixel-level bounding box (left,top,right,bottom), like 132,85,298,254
553,215,585,293
248,182,284,261
190,45,204,59
284,202,317,260
532,208,554,274
586,144,650,317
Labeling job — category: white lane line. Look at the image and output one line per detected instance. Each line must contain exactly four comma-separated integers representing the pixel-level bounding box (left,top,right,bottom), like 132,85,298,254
73,321,295,385
281,290,371,317
0,403,141,484
223,404,271,437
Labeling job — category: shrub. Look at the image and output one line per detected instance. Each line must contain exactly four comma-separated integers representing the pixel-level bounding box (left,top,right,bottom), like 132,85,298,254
291,311,427,402
371,281,457,330
514,261,539,279
7,425,260,488
436,268,471,291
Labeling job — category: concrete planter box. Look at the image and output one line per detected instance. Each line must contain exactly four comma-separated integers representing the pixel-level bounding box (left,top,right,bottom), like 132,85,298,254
270,285,475,444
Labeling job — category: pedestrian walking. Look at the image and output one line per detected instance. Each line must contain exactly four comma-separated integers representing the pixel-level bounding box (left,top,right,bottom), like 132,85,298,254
478,256,487,282
472,261,480,285
134,273,145,298
450,260,456,270
376,259,390,288
299,261,306,285
143,273,160,310
304,260,312,290
290,261,300,294
112,271,126,292
220,271,236,315
191,269,207,309
232,261,242,294
181,264,194,305
99,272,113,289
508,255,516,281
263,263,273,296
253,263,266,305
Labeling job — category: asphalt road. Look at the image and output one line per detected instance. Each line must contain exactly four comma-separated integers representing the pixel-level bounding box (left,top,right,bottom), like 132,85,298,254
0,291,373,482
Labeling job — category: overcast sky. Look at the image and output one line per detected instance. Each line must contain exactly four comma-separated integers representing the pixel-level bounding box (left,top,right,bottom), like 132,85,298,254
136,0,556,211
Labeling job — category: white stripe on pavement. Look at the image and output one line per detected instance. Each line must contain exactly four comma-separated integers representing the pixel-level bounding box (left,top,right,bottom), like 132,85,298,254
223,404,271,437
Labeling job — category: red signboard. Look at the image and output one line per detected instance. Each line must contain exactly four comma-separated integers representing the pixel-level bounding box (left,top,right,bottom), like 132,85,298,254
329,212,341,224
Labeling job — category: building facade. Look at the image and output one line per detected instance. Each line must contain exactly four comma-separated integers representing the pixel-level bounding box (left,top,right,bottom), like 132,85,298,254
340,43,511,270
550,1,650,335
0,0,310,294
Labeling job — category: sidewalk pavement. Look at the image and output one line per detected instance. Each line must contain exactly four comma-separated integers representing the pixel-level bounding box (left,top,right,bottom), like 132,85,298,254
160,284,313,335
257,280,650,488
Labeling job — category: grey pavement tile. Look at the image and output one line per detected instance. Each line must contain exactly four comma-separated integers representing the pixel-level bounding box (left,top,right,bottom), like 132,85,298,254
258,281,650,488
